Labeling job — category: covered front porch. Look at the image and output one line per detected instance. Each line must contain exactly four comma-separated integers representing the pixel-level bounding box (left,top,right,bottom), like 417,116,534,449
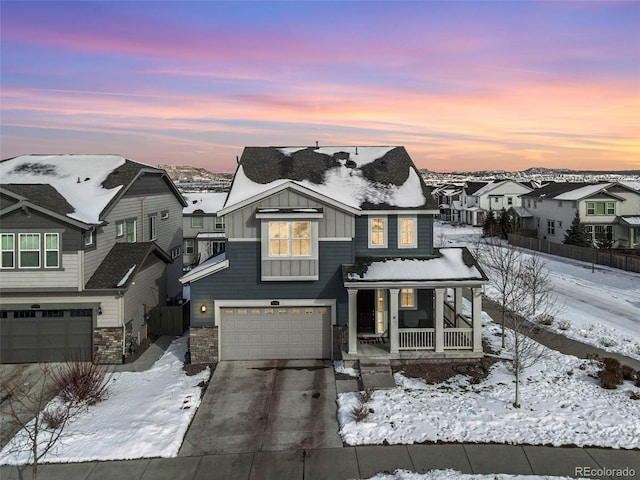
341,248,488,361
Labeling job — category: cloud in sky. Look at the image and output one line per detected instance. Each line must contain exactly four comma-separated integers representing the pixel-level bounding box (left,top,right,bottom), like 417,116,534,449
1,1,638,172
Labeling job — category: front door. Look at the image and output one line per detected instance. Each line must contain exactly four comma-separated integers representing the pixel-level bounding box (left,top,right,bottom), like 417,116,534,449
357,290,375,333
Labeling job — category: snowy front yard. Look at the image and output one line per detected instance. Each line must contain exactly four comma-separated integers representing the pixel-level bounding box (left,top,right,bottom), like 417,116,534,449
362,471,586,480
0,335,210,465
338,320,640,449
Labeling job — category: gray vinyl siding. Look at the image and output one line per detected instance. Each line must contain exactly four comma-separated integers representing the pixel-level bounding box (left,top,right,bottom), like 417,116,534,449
225,189,354,240
261,258,317,278
190,240,352,327
123,256,167,341
123,173,175,197
354,214,434,257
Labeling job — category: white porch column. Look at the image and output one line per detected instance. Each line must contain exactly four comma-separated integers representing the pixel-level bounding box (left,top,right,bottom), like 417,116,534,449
435,288,445,353
348,289,358,354
454,288,463,326
389,288,399,354
472,287,483,353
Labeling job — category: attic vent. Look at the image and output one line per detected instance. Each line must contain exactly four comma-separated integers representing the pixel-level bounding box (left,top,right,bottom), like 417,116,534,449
345,159,357,169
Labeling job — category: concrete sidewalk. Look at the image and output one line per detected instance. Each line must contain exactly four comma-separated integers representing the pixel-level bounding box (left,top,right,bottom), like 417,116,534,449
2,444,639,480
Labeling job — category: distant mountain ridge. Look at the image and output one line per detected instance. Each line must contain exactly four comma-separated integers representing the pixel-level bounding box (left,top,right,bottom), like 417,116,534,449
427,167,640,175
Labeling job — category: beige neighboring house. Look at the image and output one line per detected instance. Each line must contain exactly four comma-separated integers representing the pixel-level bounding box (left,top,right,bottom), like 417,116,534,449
182,192,227,269
0,154,186,363
520,182,640,248
455,180,533,226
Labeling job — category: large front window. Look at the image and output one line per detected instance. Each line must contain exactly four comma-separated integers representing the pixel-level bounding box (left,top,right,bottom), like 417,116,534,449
19,233,40,268
369,217,387,248
269,221,310,257
586,201,615,216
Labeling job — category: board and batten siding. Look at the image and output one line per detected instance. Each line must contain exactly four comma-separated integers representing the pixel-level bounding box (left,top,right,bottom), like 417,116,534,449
0,253,81,291
225,189,355,240
0,209,83,251
190,240,352,328
354,214,434,257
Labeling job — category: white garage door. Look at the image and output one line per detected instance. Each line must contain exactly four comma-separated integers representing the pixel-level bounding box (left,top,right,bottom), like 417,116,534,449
220,306,331,360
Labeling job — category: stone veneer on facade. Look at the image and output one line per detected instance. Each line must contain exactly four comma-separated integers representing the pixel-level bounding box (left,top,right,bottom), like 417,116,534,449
190,326,218,364
93,327,123,364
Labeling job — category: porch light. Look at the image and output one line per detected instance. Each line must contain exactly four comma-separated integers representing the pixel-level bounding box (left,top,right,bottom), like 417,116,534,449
200,304,207,313
97,306,103,315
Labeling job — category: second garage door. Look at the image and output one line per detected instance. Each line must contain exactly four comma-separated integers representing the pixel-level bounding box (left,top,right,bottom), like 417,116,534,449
220,305,331,360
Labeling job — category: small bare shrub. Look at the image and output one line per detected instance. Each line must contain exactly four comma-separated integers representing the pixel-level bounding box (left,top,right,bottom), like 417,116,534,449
599,370,622,389
357,386,374,404
51,358,112,406
629,391,640,401
350,403,371,422
602,357,621,372
599,337,617,348
557,320,571,331
537,314,554,326
42,405,67,429
622,365,636,381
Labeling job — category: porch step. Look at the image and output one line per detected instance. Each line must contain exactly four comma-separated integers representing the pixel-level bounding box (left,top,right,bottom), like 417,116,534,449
359,360,396,390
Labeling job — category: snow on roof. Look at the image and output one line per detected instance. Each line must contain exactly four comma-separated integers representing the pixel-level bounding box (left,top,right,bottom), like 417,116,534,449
116,264,136,288
225,162,426,211
348,248,483,282
555,183,611,201
0,154,128,224
287,146,395,167
195,232,226,239
179,252,227,284
182,192,228,214
620,216,640,226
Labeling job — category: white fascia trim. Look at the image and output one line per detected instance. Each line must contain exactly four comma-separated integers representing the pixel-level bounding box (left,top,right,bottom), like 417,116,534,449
179,260,229,284
256,212,324,219
227,238,259,242
261,275,319,281
343,279,488,289
215,298,337,326
218,181,361,217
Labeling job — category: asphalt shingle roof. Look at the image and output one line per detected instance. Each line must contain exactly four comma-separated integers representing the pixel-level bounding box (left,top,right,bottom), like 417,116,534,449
1,184,75,216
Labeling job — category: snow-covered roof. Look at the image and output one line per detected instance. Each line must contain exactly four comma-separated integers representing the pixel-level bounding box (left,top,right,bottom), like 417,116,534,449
0,154,154,224
554,183,613,201
620,216,640,226
182,192,228,214
508,206,533,218
196,232,226,239
345,248,486,283
179,252,228,284
223,146,435,212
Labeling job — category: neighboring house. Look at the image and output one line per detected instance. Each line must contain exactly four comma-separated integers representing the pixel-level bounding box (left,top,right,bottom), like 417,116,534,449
0,154,187,363
182,192,228,268
432,184,463,222
455,180,533,226
520,182,640,248
180,146,488,363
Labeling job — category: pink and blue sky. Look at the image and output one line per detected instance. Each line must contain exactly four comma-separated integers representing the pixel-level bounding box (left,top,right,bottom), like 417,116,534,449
1,1,638,172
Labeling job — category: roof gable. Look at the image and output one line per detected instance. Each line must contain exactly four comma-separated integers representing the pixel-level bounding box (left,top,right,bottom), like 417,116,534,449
224,146,436,212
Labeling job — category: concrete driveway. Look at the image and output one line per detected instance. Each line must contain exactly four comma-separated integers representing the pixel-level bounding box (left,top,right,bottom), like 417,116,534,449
179,360,343,456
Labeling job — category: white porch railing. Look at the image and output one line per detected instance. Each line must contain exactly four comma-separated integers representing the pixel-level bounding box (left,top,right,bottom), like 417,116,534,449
444,328,473,349
398,328,435,350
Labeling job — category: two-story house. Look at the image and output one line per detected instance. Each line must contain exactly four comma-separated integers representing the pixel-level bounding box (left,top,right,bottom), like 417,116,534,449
182,192,227,269
0,154,186,363
455,180,533,226
431,184,463,222
180,146,488,364
520,182,640,248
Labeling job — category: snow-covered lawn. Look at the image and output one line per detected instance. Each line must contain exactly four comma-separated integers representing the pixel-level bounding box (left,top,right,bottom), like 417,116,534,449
338,319,640,449
0,335,210,465
435,221,640,360
363,471,586,480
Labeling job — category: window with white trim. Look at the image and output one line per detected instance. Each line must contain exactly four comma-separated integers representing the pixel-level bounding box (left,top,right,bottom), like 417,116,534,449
1,233,15,268
184,238,195,254
191,216,204,228
44,233,59,268
268,221,311,257
116,221,124,238
400,288,416,309
547,220,555,235
215,216,225,230
19,233,40,268
149,214,157,241
83,231,94,247
586,201,615,216
126,219,137,243
398,216,417,248
368,217,387,248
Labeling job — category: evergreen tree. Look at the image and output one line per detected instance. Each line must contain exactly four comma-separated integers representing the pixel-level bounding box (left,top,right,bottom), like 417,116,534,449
498,208,511,239
482,210,497,237
563,211,591,247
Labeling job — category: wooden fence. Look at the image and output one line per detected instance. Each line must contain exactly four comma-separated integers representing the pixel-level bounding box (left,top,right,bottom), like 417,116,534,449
149,302,190,336
508,234,640,274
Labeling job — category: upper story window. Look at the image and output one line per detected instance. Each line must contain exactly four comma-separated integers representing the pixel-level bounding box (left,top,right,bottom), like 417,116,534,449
586,201,615,216
368,216,387,248
126,219,137,243
507,197,513,205
116,221,125,238
19,233,40,268
1,233,15,269
184,238,195,254
149,214,157,241
44,233,60,268
83,231,94,247
547,220,555,235
268,221,311,257
215,216,225,230
191,216,204,228
398,216,417,248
